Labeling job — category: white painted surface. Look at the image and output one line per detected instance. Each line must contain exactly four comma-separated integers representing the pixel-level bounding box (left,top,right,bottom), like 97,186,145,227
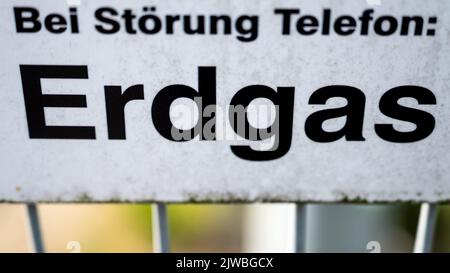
0,0,449,202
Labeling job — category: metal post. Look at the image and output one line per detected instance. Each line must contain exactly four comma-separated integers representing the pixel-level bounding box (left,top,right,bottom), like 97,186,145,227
413,203,437,253
295,204,307,253
26,204,44,253
152,203,170,253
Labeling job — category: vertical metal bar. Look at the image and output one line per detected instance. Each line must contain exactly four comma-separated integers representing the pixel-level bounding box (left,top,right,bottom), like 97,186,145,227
295,204,307,253
152,203,170,253
26,204,44,253
413,203,437,253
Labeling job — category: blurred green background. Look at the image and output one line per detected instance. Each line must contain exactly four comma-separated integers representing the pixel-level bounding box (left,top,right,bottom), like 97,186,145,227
0,204,449,252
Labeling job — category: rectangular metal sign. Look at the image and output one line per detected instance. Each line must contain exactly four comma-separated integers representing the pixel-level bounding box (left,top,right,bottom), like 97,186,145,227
0,0,449,202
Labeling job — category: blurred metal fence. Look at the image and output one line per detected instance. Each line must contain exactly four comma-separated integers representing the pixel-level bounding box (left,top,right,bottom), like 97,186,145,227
25,203,437,253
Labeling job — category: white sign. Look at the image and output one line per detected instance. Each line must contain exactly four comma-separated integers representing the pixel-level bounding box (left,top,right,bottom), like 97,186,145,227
0,0,449,202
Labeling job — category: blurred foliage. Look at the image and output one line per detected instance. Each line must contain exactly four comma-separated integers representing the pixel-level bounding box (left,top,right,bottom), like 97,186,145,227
434,205,450,252
0,204,449,253
167,204,243,252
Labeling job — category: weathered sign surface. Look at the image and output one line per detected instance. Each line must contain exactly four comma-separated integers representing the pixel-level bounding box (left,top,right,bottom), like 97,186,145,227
0,0,449,202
